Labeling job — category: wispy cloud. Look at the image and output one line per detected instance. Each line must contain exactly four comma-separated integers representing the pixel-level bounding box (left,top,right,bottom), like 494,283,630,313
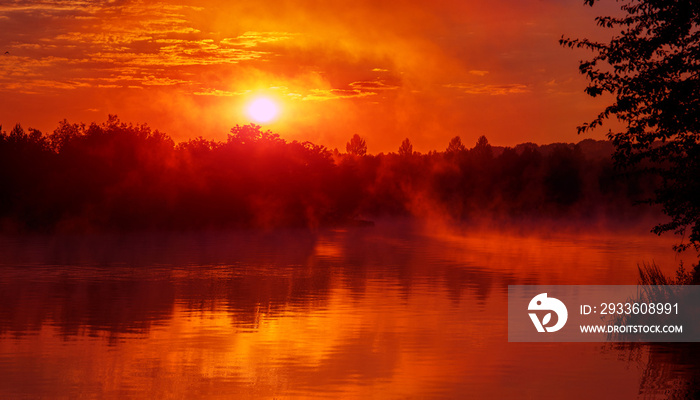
193,88,250,97
300,78,398,101
303,88,377,102
445,83,529,95
0,1,296,94
349,80,399,91
222,32,299,48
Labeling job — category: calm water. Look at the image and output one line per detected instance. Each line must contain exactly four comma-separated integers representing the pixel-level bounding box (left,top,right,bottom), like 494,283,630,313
0,221,698,399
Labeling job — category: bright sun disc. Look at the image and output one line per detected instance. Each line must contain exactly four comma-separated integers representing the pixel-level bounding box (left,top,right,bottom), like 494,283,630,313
247,97,279,123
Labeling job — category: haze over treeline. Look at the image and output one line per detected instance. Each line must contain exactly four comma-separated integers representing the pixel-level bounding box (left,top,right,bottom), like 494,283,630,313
0,116,658,231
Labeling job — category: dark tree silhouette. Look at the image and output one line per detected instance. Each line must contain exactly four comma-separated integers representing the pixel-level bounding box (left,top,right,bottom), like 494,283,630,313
398,138,413,156
543,145,583,207
446,136,465,154
472,135,493,160
346,134,367,156
561,0,700,250
0,115,661,232
228,124,281,145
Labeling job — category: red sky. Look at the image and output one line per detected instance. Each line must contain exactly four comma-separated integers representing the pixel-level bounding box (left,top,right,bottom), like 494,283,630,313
0,0,622,153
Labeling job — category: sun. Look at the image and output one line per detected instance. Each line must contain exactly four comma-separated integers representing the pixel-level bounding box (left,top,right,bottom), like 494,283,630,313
247,97,280,123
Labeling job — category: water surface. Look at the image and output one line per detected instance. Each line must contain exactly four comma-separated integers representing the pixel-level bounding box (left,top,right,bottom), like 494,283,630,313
0,222,696,398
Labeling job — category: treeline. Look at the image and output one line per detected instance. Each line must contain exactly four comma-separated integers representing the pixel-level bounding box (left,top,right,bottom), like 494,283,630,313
0,116,657,231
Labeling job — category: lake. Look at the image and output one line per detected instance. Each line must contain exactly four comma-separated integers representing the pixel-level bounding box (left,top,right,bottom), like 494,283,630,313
0,220,697,398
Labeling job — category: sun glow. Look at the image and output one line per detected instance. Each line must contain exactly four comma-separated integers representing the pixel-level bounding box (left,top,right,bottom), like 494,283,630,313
247,97,280,123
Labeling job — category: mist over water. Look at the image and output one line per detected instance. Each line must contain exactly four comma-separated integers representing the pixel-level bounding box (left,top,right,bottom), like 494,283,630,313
0,220,694,398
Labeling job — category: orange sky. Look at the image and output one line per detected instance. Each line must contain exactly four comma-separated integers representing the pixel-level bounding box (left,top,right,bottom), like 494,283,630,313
0,0,622,153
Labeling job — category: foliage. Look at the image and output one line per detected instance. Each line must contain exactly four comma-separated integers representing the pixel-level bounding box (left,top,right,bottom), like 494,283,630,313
398,138,413,157
446,136,465,154
228,124,282,145
346,134,367,156
0,117,658,231
561,0,700,250
472,135,492,160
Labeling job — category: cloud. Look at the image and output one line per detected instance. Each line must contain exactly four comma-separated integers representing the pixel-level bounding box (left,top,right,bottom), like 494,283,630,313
294,77,400,101
221,32,298,48
302,88,377,102
194,89,250,97
349,80,399,91
444,83,530,95
0,2,296,94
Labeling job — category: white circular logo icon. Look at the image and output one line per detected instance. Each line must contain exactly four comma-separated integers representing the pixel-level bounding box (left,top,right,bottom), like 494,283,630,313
528,293,568,333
